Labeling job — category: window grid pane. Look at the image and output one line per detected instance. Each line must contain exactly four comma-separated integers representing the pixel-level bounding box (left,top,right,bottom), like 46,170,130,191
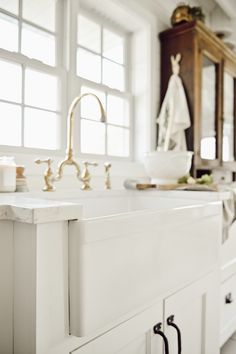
0,4,57,65
0,4,60,151
0,13,18,52
25,68,59,111
77,15,130,158
77,15,101,53
77,15,126,92
107,125,129,157
22,0,56,32
80,85,130,157
0,102,21,146
24,107,59,149
81,119,105,155
0,59,22,103
103,28,124,64
107,95,129,127
77,47,101,82
0,0,18,15
21,23,56,66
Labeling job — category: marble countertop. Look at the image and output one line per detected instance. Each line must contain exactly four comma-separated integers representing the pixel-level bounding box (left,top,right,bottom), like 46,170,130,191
0,186,231,224
0,195,82,224
149,189,231,201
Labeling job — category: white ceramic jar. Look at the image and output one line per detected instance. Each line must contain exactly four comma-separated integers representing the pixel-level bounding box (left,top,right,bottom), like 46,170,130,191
0,156,16,192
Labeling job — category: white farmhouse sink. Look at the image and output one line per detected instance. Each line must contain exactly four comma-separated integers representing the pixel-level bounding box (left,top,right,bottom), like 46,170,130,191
69,194,203,218
68,192,222,337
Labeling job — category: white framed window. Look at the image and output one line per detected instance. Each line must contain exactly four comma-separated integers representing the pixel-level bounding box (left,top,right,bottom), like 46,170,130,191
0,0,63,151
75,10,132,159
0,0,156,164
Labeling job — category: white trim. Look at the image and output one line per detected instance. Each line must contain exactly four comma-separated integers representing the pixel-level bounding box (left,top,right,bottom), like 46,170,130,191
18,0,22,52
78,6,130,36
78,76,131,99
114,0,159,160
21,63,25,146
0,48,63,74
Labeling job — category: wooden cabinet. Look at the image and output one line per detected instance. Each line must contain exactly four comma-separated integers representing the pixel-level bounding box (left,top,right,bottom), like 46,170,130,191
222,58,236,167
159,20,236,176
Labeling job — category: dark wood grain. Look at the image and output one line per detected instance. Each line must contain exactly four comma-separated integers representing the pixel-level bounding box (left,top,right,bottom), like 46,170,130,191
159,20,236,177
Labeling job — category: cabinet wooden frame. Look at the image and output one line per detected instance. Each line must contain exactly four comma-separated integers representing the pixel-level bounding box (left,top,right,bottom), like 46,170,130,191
159,20,236,176
222,56,236,170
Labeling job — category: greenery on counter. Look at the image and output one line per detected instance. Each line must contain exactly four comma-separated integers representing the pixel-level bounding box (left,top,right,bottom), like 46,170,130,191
178,174,214,185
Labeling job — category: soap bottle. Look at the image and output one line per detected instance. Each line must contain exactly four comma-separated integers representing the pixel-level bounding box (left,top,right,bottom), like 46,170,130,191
0,156,16,192
16,165,29,192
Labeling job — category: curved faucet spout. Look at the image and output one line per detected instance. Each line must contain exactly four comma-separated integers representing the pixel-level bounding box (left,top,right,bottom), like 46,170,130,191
56,93,106,180
66,93,106,158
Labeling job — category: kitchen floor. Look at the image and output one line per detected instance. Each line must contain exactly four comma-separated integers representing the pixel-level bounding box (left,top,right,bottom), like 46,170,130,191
221,333,236,354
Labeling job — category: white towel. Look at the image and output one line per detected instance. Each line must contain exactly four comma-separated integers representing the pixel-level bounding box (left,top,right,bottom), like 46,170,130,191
157,74,191,151
219,185,236,243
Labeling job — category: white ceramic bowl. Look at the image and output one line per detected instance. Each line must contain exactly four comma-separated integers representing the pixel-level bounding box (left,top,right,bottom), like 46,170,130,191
144,150,193,184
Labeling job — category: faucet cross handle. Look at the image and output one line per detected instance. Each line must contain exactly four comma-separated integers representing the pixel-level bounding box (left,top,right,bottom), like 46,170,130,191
104,162,112,190
34,158,56,191
80,161,98,191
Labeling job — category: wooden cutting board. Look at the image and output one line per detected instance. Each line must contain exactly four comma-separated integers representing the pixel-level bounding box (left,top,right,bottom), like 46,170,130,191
136,183,218,191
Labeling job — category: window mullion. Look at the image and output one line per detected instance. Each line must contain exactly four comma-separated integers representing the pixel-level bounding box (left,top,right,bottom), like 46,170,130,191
124,34,130,92
21,64,25,147
100,24,103,85
105,92,108,155
18,0,22,52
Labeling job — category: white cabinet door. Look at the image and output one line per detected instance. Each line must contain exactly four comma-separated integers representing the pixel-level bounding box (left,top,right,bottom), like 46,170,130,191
164,271,220,354
220,272,236,346
72,302,164,354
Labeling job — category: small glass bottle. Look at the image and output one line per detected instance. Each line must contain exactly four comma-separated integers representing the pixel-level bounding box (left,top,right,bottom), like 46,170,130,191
0,156,16,192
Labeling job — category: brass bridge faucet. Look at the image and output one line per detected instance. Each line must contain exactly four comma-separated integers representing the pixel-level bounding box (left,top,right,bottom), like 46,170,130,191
80,161,98,190
104,162,111,189
35,93,106,191
34,158,55,191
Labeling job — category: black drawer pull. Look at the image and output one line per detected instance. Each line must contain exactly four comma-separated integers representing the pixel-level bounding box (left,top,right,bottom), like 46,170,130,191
225,293,233,304
153,322,169,354
167,315,182,354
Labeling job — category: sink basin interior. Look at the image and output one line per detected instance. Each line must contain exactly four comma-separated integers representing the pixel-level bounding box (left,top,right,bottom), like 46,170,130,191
20,189,204,218
57,194,202,218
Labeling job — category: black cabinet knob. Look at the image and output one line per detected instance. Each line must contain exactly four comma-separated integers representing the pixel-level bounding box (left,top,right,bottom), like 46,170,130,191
225,292,233,304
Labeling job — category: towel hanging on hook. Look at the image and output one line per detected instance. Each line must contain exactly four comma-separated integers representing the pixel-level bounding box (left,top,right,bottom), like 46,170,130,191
157,53,191,151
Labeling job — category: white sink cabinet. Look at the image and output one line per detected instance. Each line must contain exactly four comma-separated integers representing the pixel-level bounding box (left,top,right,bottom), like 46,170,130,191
72,271,219,354
150,189,236,347
72,302,164,354
69,195,221,337
0,191,222,354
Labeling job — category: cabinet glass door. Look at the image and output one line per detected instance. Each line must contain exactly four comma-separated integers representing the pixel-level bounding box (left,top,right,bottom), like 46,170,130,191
200,55,217,160
223,72,235,162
